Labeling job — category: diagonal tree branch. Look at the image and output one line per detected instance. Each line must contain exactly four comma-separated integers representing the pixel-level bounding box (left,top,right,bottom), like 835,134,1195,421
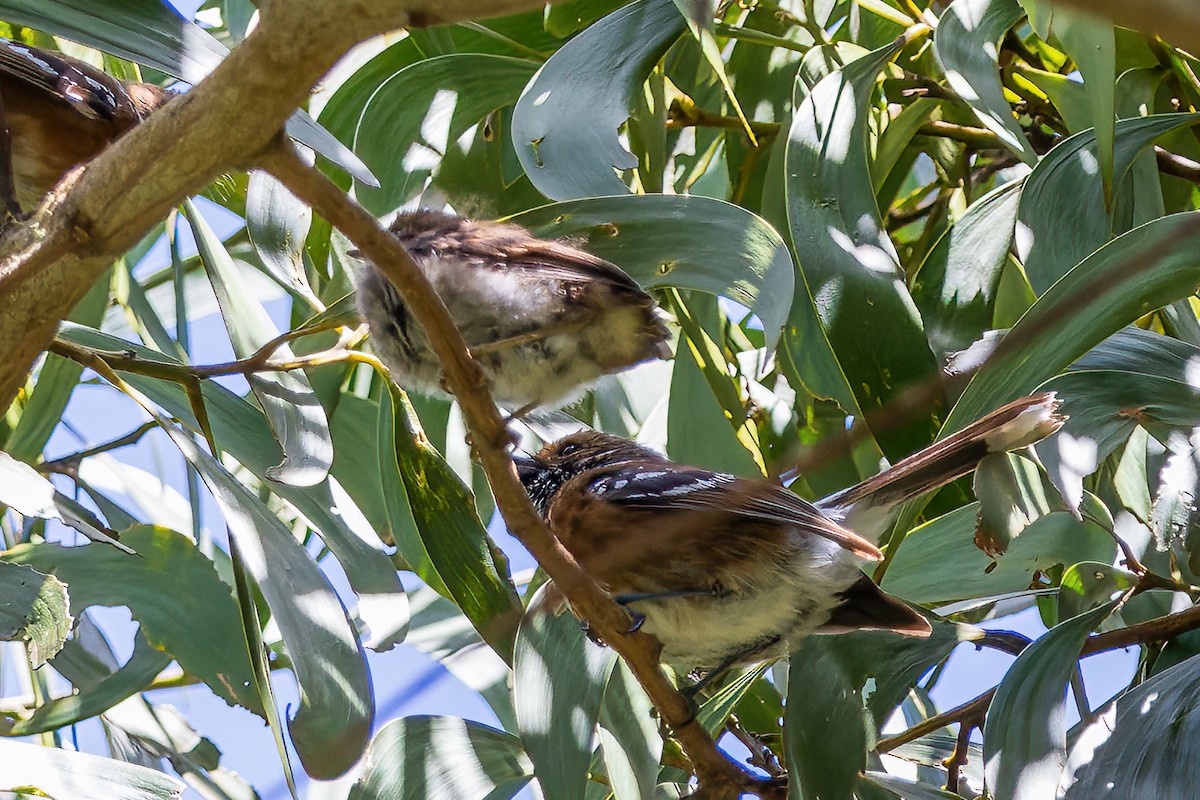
0,0,554,411
257,139,780,800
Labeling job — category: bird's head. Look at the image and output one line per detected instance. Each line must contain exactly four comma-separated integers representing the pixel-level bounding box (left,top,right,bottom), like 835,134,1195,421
514,431,664,516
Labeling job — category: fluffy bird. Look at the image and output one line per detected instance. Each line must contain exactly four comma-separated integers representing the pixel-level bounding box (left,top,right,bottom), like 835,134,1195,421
356,210,671,413
0,39,167,210
516,393,1065,673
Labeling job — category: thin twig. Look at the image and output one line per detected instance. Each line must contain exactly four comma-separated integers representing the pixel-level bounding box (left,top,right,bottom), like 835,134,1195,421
944,709,981,794
39,421,157,475
726,714,785,777
256,139,770,799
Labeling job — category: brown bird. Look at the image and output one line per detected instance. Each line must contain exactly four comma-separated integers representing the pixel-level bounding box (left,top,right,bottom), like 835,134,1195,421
516,393,1065,674
0,38,167,210
356,209,672,414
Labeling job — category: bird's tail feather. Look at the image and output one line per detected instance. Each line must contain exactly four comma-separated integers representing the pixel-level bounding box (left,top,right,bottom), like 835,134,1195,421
820,392,1065,520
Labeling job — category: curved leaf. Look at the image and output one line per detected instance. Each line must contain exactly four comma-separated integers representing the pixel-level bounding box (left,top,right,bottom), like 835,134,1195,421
4,526,260,714
514,194,795,346
934,0,1037,164
1060,652,1200,798
911,178,1023,360
382,384,522,660
349,716,531,800
511,0,686,200
0,740,183,800
983,603,1113,800
882,497,1116,605
352,54,538,215
786,36,943,457
514,591,616,800
599,660,661,800
57,323,407,652
246,171,314,297
1050,9,1116,200
1017,113,1200,294
185,202,333,488
0,560,69,667
945,212,1200,434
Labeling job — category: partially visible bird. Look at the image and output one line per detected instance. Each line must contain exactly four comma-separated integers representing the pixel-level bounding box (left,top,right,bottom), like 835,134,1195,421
356,209,672,414
516,393,1065,674
0,38,168,211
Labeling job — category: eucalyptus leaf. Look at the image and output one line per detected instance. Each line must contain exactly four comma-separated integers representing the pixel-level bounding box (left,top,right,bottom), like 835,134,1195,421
514,193,794,347
185,201,333,488
515,589,616,800
599,660,661,800
934,0,1037,164
0,560,70,667
786,36,943,458
0,740,184,800
349,716,532,800
512,0,686,199
983,603,1113,800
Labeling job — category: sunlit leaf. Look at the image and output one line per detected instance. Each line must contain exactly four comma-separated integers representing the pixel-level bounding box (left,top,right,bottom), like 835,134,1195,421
0,740,184,799
934,0,1037,164
4,526,261,713
983,603,1113,800
514,590,616,800
0,560,70,667
514,193,794,347
599,660,661,800
786,36,944,458
512,0,686,199
349,716,532,800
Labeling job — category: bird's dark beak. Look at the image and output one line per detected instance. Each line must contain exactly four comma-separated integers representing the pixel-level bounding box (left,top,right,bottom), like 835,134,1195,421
513,455,542,489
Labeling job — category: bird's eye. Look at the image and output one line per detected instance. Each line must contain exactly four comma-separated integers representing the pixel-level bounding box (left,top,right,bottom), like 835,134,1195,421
559,443,581,457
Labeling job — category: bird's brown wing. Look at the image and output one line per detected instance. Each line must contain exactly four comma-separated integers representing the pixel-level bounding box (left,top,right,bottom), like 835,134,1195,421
584,465,883,560
458,231,650,296
0,39,131,121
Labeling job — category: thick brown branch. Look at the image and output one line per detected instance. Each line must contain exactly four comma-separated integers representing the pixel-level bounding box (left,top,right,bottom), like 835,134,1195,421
257,141,768,799
0,0,556,411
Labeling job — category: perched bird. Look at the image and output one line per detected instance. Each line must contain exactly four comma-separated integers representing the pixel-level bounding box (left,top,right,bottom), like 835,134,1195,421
356,210,672,413
0,38,167,210
516,393,1065,674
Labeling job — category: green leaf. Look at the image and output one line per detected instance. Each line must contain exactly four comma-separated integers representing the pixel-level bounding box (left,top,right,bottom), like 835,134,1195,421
131,407,371,779
911,178,1023,360
972,452,1063,556
0,560,70,667
0,740,184,799
246,170,315,298
514,593,616,800
1,632,171,736
882,497,1116,605
57,322,407,652
983,603,1113,800
1057,560,1136,620
352,54,538,215
786,619,963,799
383,384,522,660
0,449,132,554
672,0,756,144
1060,653,1200,797
512,0,686,199
1051,8,1116,203
934,0,1037,164
6,270,111,461
785,37,944,458
0,0,375,184
514,193,794,347
184,201,333,488
349,716,532,800
4,526,260,713
599,660,662,800
945,212,1200,434
696,665,769,735
668,332,761,476
860,772,963,799
1017,113,1200,295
